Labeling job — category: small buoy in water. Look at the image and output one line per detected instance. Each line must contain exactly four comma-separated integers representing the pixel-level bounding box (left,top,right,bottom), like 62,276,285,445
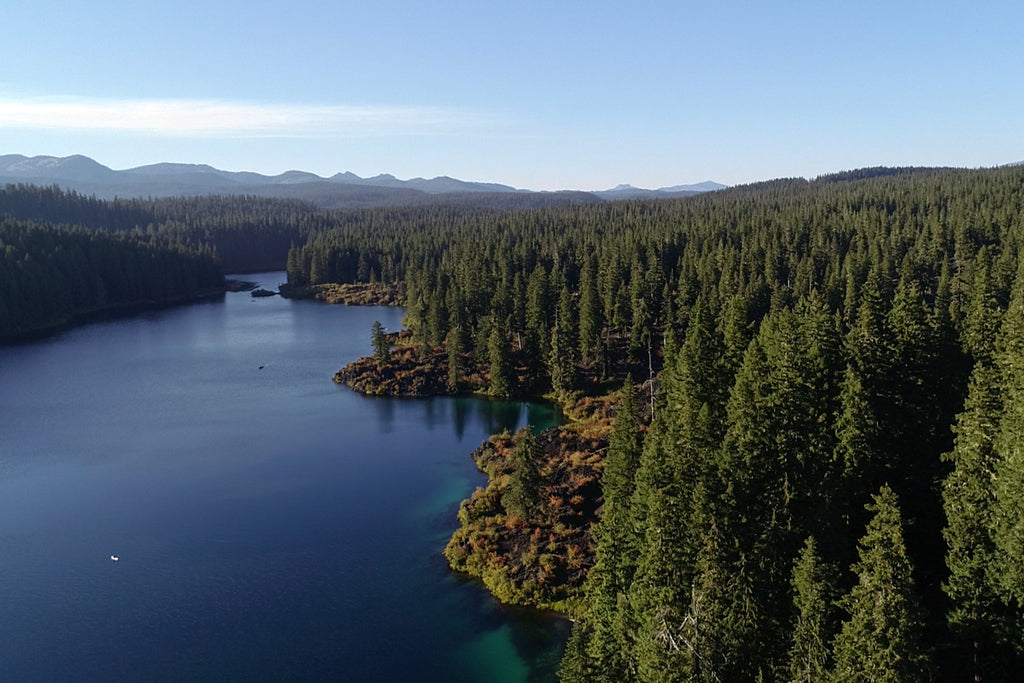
110,555,119,562
258,365,264,370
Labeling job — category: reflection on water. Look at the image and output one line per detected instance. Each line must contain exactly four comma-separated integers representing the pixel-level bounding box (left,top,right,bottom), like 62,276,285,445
377,396,560,443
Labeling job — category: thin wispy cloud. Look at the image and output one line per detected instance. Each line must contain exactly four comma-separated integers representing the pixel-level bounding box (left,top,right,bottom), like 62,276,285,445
0,96,492,137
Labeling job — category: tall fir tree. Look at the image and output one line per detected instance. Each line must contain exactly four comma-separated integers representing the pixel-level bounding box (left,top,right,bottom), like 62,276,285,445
848,265,894,416
488,318,513,398
711,302,844,677
831,486,932,683
676,496,755,683
578,256,604,367
961,248,1003,365
993,261,1024,606
787,537,838,683
629,485,693,683
445,324,466,390
550,282,579,394
558,621,594,683
885,269,944,505
371,320,389,365
502,427,542,523
524,263,550,381
832,364,883,556
942,359,1016,681
580,379,644,681
629,295,729,603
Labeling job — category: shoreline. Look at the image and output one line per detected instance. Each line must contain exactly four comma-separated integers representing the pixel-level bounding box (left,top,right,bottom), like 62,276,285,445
334,341,613,617
0,286,228,346
279,281,402,306
291,284,613,621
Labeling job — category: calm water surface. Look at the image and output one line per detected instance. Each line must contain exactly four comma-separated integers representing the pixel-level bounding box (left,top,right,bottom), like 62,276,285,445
0,273,567,681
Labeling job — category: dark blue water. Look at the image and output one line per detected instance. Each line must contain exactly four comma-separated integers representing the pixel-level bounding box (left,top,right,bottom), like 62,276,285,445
0,273,567,682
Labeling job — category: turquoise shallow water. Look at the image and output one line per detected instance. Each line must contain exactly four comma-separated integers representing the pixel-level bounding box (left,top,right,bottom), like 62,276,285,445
0,273,567,682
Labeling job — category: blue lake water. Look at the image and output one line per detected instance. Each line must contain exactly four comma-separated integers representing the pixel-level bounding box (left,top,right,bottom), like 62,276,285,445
0,273,567,681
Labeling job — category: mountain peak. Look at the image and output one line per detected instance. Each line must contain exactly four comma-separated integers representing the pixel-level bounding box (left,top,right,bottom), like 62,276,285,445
657,180,728,193
0,154,117,182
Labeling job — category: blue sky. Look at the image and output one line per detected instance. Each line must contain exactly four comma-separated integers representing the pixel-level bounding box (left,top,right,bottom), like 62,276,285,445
1,1,1020,190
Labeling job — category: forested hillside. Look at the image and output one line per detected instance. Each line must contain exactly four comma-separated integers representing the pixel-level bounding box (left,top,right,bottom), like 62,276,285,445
0,218,223,342
0,185,323,340
287,166,1024,681
0,184,324,272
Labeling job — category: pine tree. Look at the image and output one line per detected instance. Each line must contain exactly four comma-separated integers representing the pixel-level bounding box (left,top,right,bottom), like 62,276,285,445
582,380,644,681
445,324,465,390
523,263,549,381
594,379,644,588
886,269,943,497
993,261,1024,605
578,256,604,366
942,360,1015,681
630,486,692,683
831,486,932,683
832,364,883,558
711,303,843,676
371,320,389,365
676,500,754,683
550,282,578,394
788,537,837,683
719,293,752,378
488,318,512,398
628,253,660,363
961,248,1003,365
848,265,893,412
526,263,549,343
628,295,728,601
502,427,541,523
558,621,594,683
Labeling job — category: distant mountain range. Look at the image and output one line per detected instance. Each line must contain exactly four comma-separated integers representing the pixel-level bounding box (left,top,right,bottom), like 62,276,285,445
594,181,729,201
0,154,727,209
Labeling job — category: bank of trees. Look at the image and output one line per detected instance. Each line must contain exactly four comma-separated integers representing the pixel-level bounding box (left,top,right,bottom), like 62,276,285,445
0,184,329,340
0,218,223,341
0,184,322,272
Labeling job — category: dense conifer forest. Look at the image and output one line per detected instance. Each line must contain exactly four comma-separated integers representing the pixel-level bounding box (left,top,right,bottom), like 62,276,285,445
4,166,1024,680
0,217,223,342
288,166,1024,681
0,184,318,340
0,184,331,272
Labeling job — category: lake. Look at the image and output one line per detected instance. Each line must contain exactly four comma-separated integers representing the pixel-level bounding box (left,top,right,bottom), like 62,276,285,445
0,272,568,681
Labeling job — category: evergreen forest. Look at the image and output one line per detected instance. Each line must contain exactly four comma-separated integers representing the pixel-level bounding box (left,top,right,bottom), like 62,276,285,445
0,216,223,342
4,165,1024,680
0,184,322,340
287,166,1024,681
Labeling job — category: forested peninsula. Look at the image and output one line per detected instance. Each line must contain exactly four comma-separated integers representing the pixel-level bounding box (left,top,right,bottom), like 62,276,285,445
5,166,1024,681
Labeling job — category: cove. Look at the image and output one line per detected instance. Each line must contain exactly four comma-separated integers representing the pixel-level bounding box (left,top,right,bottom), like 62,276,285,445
0,272,568,681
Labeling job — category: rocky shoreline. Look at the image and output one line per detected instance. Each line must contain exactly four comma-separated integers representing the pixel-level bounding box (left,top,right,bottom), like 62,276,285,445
329,325,623,616
279,282,401,306
333,336,482,397
443,398,615,614
336,340,616,614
